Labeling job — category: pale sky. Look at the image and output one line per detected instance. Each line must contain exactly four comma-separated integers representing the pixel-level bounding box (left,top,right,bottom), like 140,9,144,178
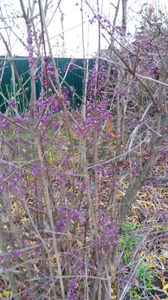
0,0,168,58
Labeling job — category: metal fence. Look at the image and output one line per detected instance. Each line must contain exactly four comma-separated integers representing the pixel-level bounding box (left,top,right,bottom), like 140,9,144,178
0,57,95,113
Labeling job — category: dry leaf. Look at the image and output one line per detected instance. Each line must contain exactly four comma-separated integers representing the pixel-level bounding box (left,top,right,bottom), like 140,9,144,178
106,116,117,138
110,264,116,281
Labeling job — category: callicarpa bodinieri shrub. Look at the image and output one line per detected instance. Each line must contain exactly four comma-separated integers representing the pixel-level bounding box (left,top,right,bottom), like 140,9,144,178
0,1,168,299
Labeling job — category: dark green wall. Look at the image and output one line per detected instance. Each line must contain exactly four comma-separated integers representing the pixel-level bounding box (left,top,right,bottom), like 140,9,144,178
0,57,94,113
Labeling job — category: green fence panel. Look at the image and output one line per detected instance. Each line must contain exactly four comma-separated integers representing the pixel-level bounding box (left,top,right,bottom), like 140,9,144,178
0,57,94,113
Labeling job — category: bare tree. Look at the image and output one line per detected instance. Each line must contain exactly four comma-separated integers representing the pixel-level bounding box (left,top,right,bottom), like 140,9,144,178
0,1,167,299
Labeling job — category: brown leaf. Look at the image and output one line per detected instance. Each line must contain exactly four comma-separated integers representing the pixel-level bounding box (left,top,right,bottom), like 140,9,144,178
70,128,78,137
106,116,117,138
110,264,116,281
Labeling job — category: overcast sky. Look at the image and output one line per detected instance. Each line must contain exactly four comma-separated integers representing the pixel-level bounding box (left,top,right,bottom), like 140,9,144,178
0,0,167,58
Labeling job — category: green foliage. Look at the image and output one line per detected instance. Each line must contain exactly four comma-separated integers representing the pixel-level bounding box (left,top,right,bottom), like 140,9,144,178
127,287,140,299
122,221,137,231
120,221,139,264
137,263,154,290
120,222,154,298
